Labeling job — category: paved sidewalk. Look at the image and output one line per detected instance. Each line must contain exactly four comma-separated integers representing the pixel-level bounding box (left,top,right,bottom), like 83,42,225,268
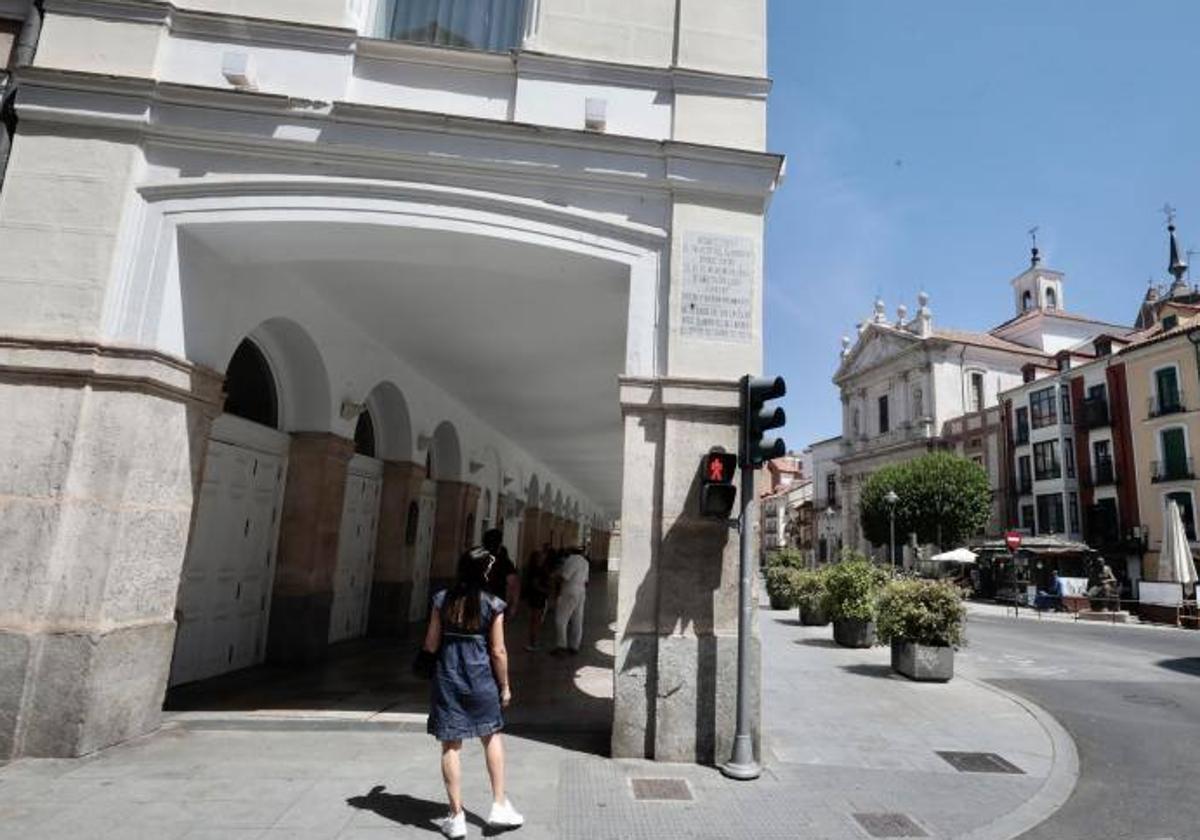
0,587,1076,839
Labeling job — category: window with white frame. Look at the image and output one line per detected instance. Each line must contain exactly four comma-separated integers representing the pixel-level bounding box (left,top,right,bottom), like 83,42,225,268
374,0,526,51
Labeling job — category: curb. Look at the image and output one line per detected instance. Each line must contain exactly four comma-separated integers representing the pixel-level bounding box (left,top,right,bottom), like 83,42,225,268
955,676,1079,840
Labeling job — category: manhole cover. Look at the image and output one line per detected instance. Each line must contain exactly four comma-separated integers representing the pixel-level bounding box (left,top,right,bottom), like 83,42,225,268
853,812,928,838
936,751,1024,774
630,778,693,801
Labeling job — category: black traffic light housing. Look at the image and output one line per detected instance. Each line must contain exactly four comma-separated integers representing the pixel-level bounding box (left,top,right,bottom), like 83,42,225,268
699,449,738,518
740,375,787,468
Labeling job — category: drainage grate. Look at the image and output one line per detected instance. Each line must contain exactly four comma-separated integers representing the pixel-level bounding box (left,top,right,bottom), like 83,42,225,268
629,778,693,801
936,751,1024,774
853,812,928,838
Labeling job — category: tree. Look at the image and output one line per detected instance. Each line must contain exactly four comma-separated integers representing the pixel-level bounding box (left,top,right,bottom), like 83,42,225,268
859,452,991,549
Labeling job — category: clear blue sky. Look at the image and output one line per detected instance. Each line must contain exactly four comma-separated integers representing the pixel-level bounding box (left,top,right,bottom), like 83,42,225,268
764,0,1200,450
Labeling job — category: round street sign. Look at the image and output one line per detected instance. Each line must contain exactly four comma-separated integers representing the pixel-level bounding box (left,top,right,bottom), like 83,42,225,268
1005,530,1022,551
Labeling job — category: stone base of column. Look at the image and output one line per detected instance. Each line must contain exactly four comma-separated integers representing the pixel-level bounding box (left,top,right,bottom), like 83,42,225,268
0,621,175,760
613,631,760,765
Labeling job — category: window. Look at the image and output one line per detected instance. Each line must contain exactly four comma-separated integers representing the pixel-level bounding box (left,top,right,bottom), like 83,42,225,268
1033,440,1061,481
1030,387,1057,429
1068,492,1080,533
1022,290,1033,311
1036,494,1065,535
1017,455,1032,492
1015,407,1030,444
970,372,984,412
1162,314,1179,331
1045,287,1058,310
1064,437,1075,478
826,474,838,507
1088,383,1107,402
1166,492,1197,541
1060,385,1072,425
1092,439,1114,485
1158,427,1190,481
376,0,526,52
878,395,889,434
1020,504,1035,531
1153,366,1182,416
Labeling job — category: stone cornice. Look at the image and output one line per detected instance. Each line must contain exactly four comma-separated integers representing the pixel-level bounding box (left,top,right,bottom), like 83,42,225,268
0,335,224,408
15,67,784,205
619,375,741,414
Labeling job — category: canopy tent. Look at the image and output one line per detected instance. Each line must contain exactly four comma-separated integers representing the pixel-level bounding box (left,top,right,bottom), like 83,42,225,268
931,547,978,563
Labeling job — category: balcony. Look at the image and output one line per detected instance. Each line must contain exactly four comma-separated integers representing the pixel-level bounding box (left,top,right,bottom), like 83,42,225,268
1151,457,1195,483
1084,458,1117,487
1148,390,1186,419
1078,398,1110,429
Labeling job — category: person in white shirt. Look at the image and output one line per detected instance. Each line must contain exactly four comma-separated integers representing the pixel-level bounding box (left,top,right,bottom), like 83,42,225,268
552,547,590,655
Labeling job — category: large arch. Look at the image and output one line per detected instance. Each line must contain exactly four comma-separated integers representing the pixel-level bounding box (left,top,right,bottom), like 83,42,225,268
429,420,463,482
364,381,414,463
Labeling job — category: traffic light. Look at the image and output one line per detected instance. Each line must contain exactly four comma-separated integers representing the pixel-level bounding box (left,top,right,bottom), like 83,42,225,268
699,449,738,518
740,375,787,468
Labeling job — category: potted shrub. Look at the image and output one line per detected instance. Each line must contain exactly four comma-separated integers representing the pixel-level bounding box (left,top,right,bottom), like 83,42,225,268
824,559,887,647
763,548,807,610
793,568,829,626
876,579,966,682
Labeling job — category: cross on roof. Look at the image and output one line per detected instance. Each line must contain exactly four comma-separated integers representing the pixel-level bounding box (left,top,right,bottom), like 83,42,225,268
1162,203,1178,226
1027,225,1039,248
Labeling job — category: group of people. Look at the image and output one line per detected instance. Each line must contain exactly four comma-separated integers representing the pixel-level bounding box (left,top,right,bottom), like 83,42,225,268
419,529,593,838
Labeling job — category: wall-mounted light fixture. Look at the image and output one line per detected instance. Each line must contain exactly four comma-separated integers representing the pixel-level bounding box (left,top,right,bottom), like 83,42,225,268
340,399,365,421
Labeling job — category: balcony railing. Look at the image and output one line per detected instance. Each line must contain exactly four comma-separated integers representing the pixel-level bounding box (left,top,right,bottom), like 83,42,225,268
1151,457,1195,483
1078,398,1110,429
1084,458,1117,487
1148,390,1186,418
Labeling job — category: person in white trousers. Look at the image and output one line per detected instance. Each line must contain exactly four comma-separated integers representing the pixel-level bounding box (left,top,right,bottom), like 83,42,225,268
552,548,590,655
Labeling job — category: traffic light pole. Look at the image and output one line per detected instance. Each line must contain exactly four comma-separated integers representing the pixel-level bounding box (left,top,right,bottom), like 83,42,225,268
721,449,761,780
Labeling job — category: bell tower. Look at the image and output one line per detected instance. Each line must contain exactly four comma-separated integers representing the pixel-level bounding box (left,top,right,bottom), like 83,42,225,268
1011,228,1065,315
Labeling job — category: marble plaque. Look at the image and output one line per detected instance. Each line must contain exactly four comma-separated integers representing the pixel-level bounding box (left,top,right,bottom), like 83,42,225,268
680,232,755,343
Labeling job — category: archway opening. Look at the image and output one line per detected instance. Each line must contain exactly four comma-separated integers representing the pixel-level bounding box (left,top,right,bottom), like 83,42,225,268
223,339,278,428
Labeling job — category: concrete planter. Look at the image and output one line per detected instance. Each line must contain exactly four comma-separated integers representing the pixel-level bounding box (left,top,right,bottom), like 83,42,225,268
892,640,954,682
798,599,829,626
832,618,875,648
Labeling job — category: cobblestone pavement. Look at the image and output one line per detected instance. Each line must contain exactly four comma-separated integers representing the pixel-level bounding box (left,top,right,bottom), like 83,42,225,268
0,581,1076,839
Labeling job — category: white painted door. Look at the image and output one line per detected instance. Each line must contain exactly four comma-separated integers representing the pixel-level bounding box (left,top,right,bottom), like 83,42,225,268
329,454,383,643
170,415,288,687
408,480,438,622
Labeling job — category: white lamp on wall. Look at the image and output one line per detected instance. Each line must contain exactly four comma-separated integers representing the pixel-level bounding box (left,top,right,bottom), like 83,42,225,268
221,52,257,90
584,97,607,132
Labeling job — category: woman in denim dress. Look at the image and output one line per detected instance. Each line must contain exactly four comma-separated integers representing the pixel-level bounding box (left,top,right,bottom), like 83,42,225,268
423,547,524,838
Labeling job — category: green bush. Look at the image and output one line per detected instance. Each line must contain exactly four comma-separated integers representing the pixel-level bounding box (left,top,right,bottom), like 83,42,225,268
765,548,807,570
876,579,966,648
791,568,827,611
764,566,796,609
823,559,888,621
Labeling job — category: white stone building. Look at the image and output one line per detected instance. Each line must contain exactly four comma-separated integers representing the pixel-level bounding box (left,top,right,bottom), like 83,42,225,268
832,250,1126,553
0,0,781,764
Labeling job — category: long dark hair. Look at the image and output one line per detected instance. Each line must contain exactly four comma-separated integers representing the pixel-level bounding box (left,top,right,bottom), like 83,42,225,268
441,547,494,632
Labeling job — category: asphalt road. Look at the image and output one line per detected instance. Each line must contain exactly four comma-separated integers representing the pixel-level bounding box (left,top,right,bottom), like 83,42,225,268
958,608,1200,840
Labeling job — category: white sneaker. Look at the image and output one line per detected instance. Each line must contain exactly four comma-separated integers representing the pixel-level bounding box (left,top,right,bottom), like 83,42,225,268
487,798,525,829
435,810,467,839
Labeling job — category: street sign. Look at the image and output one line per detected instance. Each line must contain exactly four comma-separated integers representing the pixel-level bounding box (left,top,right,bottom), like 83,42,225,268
1004,531,1022,551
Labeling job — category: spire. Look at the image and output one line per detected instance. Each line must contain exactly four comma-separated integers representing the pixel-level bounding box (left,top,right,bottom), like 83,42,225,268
1164,203,1188,286
1028,225,1041,267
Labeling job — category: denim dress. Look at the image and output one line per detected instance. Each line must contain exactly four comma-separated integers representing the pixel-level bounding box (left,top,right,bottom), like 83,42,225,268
427,589,506,741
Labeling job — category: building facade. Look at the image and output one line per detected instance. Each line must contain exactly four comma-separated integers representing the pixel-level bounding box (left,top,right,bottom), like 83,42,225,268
0,0,781,764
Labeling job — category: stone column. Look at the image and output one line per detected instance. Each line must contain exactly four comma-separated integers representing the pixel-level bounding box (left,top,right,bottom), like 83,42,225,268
607,522,622,571
368,460,425,637
266,433,355,664
431,480,480,591
612,377,756,765
520,506,543,561
0,339,223,759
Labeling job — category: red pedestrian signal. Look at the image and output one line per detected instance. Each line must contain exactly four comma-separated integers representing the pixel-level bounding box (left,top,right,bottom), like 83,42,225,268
700,451,737,518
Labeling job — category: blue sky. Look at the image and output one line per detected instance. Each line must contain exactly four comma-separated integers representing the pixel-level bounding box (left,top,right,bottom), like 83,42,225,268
764,1,1200,449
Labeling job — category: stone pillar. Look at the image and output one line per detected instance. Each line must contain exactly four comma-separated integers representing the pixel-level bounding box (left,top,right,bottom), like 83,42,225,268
368,460,426,637
0,339,223,759
608,523,622,571
612,377,757,765
431,480,480,591
521,506,543,561
266,433,355,664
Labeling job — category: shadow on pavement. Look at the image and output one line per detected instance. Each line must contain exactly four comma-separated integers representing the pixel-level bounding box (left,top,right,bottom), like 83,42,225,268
346,785,449,832
793,638,840,648
839,663,899,679
770,614,801,626
1155,657,1200,678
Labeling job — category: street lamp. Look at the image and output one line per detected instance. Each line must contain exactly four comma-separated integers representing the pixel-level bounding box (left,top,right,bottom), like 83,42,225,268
884,489,899,573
